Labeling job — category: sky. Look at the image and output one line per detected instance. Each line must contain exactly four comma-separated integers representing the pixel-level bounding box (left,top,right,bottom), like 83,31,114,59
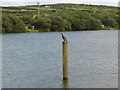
1,0,120,7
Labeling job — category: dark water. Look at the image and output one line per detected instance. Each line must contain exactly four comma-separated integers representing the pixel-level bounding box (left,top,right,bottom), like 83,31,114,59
2,30,118,88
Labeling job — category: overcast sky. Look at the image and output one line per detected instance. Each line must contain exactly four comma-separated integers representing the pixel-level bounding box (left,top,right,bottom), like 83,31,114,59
1,0,120,7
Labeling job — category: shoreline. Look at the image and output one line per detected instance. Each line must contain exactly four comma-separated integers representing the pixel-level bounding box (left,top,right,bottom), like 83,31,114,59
1,29,119,34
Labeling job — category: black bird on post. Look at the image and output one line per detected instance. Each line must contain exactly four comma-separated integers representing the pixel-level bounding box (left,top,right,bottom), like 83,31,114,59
61,33,68,43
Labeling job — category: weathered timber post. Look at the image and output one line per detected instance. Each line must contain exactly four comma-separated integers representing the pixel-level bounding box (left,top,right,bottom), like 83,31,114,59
61,33,68,80
63,79,68,88
62,41,68,80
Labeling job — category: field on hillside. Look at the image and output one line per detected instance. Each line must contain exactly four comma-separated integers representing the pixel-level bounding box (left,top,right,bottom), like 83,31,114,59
1,4,118,14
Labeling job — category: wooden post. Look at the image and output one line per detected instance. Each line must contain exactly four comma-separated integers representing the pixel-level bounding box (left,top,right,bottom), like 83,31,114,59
63,41,68,80
63,80,68,88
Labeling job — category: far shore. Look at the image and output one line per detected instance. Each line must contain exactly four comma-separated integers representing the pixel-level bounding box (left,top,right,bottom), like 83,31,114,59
1,29,119,34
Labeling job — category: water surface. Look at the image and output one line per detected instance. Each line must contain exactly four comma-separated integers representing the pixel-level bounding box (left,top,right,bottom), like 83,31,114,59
2,30,118,88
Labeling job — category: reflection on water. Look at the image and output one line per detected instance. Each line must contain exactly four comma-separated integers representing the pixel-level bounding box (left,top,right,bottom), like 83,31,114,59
62,80,68,88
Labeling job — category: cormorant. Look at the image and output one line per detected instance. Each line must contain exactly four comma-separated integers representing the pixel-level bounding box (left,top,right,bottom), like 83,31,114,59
61,33,68,43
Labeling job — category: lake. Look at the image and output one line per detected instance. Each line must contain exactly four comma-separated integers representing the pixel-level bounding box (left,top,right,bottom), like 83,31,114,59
2,30,118,88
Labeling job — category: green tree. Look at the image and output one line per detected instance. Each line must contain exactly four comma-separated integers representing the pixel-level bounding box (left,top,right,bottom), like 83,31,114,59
34,17,51,32
50,16,69,31
2,14,13,33
21,16,35,25
101,17,118,28
2,14,26,33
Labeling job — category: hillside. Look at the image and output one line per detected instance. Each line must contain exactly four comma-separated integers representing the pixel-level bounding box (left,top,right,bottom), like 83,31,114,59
1,3,119,33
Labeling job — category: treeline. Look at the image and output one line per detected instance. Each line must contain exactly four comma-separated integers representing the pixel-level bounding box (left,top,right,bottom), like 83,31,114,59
2,14,26,33
2,4,119,33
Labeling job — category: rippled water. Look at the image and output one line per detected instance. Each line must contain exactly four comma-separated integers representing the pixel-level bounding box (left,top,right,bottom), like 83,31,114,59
2,30,118,88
